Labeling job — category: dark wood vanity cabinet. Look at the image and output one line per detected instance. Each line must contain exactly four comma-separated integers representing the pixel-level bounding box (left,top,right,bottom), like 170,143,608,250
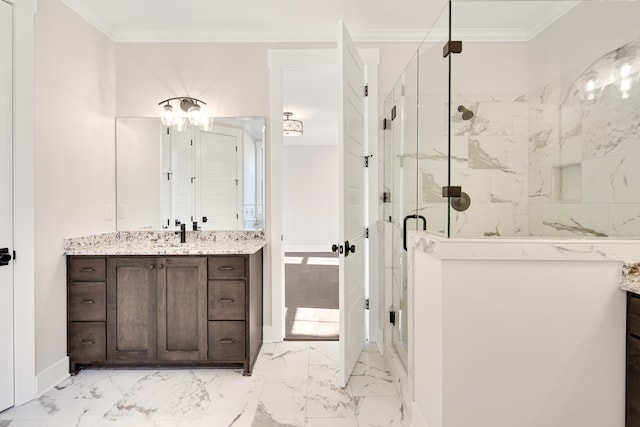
627,292,640,426
67,250,262,375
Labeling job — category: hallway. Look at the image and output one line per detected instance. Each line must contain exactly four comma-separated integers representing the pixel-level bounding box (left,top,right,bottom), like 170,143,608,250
0,341,403,426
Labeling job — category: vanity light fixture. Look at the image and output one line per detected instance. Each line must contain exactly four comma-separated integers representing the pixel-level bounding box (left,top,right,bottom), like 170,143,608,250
158,96,207,129
283,112,303,136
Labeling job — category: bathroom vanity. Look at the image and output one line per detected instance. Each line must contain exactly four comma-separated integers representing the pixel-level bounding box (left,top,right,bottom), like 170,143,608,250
64,231,264,375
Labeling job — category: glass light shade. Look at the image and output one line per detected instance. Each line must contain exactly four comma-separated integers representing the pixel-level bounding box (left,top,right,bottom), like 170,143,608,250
188,104,201,126
161,104,174,126
172,117,188,132
199,117,215,132
283,112,303,136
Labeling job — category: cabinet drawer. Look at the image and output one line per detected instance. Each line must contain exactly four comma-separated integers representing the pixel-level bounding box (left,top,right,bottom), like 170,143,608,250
69,282,106,321
69,258,106,281
208,256,245,279
68,322,106,362
208,281,245,320
208,321,245,362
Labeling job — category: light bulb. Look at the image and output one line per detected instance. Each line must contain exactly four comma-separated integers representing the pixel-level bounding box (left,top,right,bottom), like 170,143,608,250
620,63,632,78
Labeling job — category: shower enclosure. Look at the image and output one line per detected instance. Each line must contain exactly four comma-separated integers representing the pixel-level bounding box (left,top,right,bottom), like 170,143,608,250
384,0,640,369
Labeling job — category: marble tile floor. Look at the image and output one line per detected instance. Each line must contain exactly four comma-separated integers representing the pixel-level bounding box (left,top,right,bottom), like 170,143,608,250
0,341,404,427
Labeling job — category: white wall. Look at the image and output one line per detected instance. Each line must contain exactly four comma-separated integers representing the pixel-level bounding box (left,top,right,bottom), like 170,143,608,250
410,236,627,427
34,0,116,383
282,145,339,252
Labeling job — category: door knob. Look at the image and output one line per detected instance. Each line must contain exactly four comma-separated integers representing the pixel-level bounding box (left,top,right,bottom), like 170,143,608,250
344,241,356,257
0,248,12,266
331,243,343,254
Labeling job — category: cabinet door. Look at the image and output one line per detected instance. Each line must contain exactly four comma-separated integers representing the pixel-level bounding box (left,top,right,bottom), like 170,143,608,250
107,258,157,362
157,257,208,361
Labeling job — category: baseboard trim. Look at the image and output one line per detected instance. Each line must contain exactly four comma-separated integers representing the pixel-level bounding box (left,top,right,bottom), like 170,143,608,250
36,357,69,397
262,325,281,343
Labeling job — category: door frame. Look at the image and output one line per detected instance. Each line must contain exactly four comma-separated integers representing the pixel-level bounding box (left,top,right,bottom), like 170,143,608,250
11,0,37,405
266,48,379,343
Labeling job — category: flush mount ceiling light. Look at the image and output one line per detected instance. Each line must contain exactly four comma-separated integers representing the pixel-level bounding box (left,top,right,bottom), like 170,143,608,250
283,112,303,136
158,96,207,129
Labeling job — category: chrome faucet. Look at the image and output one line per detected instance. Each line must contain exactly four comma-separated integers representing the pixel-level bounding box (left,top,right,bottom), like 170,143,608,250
176,223,186,243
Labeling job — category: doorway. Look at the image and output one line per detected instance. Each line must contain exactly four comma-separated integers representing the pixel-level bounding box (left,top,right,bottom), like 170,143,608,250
282,66,340,340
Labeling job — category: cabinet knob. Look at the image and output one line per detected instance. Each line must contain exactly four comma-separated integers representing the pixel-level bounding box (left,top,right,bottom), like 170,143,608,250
158,264,164,270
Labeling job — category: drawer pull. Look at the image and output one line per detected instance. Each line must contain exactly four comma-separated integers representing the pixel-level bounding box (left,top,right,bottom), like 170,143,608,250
218,298,235,303
631,333,640,341
218,266,234,271
80,339,96,345
218,338,235,344
80,299,96,304
80,267,96,272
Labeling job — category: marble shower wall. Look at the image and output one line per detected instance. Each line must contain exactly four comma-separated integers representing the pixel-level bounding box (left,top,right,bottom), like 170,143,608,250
529,36,640,238
416,93,530,237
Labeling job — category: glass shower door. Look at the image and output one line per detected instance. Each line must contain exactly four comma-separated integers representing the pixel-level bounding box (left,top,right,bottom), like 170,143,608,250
385,53,419,369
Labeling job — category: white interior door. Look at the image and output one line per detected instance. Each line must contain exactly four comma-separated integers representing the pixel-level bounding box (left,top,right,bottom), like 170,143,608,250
170,128,195,226
338,21,367,387
0,0,15,411
197,125,241,230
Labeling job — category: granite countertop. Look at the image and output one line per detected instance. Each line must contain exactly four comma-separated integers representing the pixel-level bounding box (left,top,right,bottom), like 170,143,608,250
64,230,266,256
621,262,640,294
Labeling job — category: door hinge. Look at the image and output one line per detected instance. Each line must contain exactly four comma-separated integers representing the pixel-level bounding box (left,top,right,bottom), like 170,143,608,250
365,298,370,310
166,128,170,135
364,227,369,238
383,118,391,130
235,179,239,186
236,146,238,152
191,176,196,184
190,139,193,146
364,84,369,97
167,172,173,181
364,155,373,168
390,310,396,325
12,250,16,261
237,213,239,220
391,105,397,120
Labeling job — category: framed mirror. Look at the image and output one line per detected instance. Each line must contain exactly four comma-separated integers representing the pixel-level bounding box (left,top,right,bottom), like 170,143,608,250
116,117,265,231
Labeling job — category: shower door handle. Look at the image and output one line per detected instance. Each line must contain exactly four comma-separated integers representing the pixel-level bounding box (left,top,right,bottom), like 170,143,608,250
403,215,427,252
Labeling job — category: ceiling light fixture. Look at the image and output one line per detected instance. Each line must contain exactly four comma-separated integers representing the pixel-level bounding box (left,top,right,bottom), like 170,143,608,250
158,96,207,129
283,112,303,136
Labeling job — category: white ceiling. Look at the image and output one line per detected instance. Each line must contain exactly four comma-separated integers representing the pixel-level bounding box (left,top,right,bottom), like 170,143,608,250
58,0,579,43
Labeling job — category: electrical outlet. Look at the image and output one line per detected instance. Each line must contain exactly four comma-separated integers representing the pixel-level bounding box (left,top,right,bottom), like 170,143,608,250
105,204,114,221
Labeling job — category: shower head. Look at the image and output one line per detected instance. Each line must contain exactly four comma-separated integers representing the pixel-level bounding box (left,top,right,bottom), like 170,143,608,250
457,105,474,120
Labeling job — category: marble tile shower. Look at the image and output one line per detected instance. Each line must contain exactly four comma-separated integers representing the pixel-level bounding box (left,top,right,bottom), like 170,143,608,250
405,34,640,239
0,342,404,427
